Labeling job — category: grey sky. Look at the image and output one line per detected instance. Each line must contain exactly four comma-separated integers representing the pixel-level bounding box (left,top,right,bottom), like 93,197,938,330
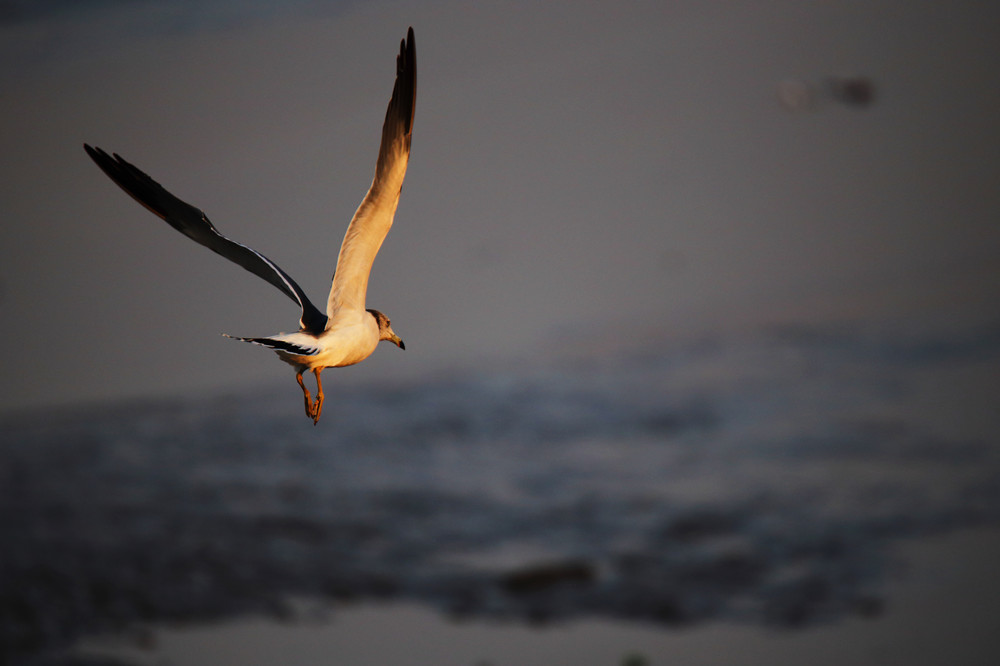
2,0,998,414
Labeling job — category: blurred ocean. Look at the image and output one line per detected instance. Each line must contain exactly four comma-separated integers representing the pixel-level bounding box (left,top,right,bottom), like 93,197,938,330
3,314,1000,661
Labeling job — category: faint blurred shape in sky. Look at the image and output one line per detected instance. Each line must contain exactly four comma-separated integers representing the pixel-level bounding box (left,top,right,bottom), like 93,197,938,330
827,75,876,108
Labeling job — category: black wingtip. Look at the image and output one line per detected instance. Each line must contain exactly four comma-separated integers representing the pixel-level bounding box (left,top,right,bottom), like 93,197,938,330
83,143,125,178
398,26,415,74
393,27,416,135
83,143,106,164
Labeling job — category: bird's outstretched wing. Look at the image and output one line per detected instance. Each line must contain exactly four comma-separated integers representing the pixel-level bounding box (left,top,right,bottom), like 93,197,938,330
326,27,416,319
84,144,328,334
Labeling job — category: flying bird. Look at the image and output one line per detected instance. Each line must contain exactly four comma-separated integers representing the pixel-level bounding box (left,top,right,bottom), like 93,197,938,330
85,27,416,424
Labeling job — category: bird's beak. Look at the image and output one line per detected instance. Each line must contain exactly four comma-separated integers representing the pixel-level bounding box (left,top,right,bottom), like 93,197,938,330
391,334,405,350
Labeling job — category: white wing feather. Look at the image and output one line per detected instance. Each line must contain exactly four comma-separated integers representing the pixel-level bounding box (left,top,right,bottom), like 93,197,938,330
327,28,416,320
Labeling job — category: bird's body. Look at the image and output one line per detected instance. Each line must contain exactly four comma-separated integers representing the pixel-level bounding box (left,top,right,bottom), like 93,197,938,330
235,307,388,371
85,27,416,423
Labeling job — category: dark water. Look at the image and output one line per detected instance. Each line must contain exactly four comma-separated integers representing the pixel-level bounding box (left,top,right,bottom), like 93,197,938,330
3,317,1000,663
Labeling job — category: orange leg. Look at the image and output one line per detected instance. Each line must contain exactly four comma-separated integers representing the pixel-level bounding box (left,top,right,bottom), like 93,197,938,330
296,371,314,420
310,367,325,425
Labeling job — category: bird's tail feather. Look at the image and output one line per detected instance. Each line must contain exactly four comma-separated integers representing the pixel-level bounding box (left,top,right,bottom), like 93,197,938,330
223,334,321,356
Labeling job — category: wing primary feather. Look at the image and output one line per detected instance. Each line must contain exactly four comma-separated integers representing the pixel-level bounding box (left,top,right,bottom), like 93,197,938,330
325,27,416,320
84,144,328,334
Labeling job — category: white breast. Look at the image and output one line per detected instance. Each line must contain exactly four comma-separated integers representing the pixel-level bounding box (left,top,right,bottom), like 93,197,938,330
314,309,379,368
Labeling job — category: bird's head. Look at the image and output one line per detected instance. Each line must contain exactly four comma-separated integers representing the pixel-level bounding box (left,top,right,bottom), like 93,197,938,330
367,309,405,350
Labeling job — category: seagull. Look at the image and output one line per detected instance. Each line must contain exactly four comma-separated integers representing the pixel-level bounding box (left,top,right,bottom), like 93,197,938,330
85,27,416,424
